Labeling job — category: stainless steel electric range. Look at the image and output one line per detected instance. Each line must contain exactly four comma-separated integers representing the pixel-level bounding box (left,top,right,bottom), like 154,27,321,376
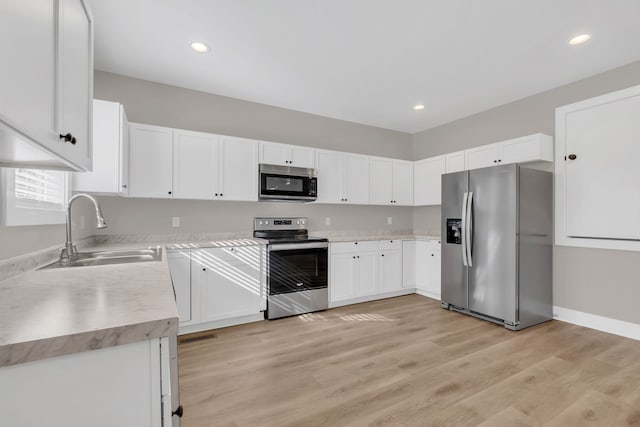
254,217,328,319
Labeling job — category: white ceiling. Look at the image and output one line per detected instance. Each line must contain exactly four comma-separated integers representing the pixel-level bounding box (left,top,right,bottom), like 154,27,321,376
88,0,640,133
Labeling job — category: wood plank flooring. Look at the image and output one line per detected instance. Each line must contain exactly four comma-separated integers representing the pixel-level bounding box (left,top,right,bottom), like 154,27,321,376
178,295,640,426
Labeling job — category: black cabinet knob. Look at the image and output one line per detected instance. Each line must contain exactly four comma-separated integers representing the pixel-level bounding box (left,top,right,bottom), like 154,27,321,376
59,133,77,145
493,160,497,163
568,154,577,160
172,405,184,418
352,256,356,259
431,254,434,256
381,254,385,257
122,184,127,189
215,193,218,196
168,191,172,195
220,193,223,196
498,159,502,162
202,268,206,271
357,256,360,259
354,242,358,245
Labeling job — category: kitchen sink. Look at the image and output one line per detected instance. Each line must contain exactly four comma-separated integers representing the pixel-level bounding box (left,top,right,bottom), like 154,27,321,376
40,247,163,269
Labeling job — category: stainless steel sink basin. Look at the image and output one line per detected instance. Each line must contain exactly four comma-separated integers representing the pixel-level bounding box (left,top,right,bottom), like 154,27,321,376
41,247,163,269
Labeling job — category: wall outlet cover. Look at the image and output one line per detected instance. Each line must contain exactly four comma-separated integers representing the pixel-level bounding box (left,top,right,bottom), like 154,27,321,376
172,217,180,227
387,217,393,225
325,217,331,226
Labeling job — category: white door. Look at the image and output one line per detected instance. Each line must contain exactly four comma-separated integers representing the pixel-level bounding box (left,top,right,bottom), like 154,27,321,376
445,151,465,173
402,241,416,289
56,0,93,170
369,158,393,204
343,154,370,204
414,156,445,206
220,136,258,201
195,247,262,322
355,252,378,297
289,146,315,168
379,250,402,293
565,94,640,240
259,142,288,166
129,124,174,198
316,150,344,203
167,251,191,324
173,130,218,200
330,253,356,302
465,143,500,170
0,0,56,151
392,160,414,205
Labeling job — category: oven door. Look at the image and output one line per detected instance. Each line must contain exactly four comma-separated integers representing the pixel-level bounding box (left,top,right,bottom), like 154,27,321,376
268,242,328,295
259,166,317,201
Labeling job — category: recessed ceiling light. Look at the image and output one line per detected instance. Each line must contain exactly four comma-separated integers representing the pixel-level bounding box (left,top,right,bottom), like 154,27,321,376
190,42,209,53
414,104,425,111
569,34,591,46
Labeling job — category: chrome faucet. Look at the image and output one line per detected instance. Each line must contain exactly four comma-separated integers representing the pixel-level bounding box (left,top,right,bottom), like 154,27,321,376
60,194,107,261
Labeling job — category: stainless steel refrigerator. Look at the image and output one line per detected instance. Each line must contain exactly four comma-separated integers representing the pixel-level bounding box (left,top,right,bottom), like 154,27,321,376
441,164,552,330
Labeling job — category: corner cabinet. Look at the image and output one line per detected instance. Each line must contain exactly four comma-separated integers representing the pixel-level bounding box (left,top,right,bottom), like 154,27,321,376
73,99,129,194
369,158,413,205
0,0,93,171
555,85,640,251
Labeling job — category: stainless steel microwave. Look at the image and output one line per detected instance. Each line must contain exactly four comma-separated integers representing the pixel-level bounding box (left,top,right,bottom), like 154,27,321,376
259,164,317,202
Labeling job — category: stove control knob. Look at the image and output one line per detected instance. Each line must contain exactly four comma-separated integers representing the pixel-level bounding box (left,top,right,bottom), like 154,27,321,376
296,221,300,225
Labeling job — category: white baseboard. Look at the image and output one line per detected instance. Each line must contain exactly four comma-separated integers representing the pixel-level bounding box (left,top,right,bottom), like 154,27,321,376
553,305,640,341
179,313,264,335
415,289,441,301
330,288,415,308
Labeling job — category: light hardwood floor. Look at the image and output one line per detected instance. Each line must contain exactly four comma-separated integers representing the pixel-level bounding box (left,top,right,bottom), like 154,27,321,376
178,295,640,427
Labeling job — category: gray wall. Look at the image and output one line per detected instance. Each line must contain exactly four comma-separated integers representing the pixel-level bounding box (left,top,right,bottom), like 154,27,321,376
91,71,414,239
412,60,640,324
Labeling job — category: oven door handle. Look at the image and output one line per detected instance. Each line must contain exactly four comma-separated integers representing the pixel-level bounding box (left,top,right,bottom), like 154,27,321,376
269,242,329,251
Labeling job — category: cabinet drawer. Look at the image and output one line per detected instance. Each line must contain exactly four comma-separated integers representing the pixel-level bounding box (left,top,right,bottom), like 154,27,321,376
192,246,261,267
331,240,379,254
379,239,402,250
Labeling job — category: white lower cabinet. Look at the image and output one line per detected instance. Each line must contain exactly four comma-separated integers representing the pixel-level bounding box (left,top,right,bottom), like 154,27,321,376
330,240,405,304
168,245,266,334
402,240,441,300
0,338,174,427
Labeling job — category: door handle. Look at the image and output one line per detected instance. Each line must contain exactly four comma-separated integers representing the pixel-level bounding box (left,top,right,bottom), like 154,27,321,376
466,191,473,267
461,192,468,267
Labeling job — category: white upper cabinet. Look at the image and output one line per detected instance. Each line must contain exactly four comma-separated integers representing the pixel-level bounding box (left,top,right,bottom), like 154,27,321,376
315,150,369,204
259,141,315,168
465,143,500,170
129,123,174,198
0,0,93,171
500,134,553,164
414,156,445,206
219,136,258,201
73,100,129,194
556,85,640,250
445,151,465,173
173,129,219,200
369,158,393,204
392,160,414,205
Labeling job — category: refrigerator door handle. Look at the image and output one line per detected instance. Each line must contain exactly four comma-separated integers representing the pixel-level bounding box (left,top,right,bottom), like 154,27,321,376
461,192,469,267
466,191,473,267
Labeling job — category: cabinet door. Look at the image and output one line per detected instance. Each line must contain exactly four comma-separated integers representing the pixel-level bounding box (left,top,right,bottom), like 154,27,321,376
392,160,414,205
330,253,356,301
289,146,315,168
414,241,430,291
259,141,288,166
120,107,130,195
194,247,262,322
379,250,402,293
356,252,378,297
168,251,191,323
429,251,441,296
565,94,640,240
0,0,56,148
402,241,416,288
344,154,370,204
57,0,93,170
173,130,218,199
445,151,465,173
369,158,393,204
129,124,174,198
465,143,500,170
316,150,344,203
414,156,445,206
73,100,121,193
220,136,258,201
500,134,551,165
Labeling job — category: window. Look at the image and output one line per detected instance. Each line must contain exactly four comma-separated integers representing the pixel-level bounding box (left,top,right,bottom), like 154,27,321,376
1,168,69,226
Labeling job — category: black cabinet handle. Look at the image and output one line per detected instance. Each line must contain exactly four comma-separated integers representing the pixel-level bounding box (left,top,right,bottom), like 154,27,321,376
568,154,577,160
172,405,184,418
168,191,172,195
498,159,502,163
215,193,218,196
122,184,127,189
431,254,434,256
381,254,385,257
59,133,76,145
220,193,223,196
357,256,360,259
202,268,206,271
354,242,358,245
493,160,497,163
352,256,356,259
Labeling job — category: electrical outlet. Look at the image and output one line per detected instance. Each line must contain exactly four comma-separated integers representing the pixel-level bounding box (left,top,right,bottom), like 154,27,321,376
387,217,393,225
172,217,180,227
325,217,331,226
